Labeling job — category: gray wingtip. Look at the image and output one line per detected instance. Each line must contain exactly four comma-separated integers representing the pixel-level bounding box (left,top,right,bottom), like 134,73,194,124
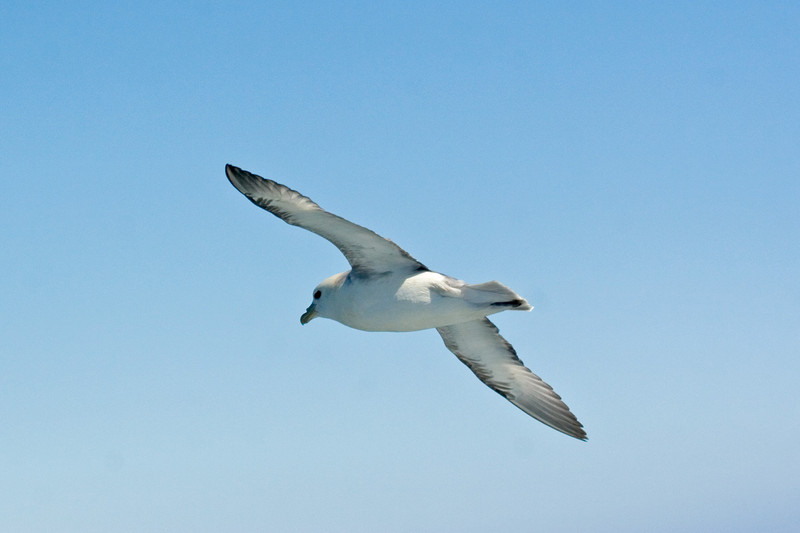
513,398,588,441
225,163,247,192
569,424,589,441
225,164,270,202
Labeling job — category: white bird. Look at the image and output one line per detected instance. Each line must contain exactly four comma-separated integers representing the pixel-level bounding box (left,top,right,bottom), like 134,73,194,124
226,164,586,440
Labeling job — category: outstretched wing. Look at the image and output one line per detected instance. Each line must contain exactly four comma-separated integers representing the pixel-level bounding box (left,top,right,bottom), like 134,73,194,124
226,165,428,276
437,318,586,440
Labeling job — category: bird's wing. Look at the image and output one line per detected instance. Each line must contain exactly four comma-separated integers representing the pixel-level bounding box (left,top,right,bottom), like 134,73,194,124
226,165,427,276
437,318,586,440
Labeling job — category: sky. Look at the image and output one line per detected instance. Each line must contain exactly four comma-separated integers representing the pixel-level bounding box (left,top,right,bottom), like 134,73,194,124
1,1,798,531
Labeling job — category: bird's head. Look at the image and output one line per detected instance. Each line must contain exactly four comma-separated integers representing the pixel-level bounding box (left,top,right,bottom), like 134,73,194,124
301,272,348,325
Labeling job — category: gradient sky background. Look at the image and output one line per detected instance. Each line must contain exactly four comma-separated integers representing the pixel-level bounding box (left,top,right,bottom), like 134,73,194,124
2,1,798,531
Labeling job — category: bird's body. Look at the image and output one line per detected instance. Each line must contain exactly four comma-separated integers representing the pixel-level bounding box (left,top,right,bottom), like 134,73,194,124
311,270,531,332
226,164,586,440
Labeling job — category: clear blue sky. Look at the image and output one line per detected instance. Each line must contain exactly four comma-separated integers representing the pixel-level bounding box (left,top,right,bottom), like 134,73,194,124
2,1,798,531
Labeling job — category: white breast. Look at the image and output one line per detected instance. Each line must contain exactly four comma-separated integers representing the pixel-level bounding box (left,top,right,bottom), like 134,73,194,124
326,271,488,332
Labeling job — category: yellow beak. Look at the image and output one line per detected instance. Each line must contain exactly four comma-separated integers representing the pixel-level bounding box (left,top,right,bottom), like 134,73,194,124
300,303,318,325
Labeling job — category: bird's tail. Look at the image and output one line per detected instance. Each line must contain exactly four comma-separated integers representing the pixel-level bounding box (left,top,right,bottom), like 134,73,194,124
462,281,533,311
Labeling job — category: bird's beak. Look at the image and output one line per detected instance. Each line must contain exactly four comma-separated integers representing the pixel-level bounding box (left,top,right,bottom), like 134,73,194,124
300,303,318,325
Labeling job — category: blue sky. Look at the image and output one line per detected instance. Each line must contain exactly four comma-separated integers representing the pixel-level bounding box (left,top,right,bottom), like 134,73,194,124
2,1,798,531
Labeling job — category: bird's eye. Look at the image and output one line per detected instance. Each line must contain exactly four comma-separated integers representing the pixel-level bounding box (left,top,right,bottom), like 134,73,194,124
314,290,321,299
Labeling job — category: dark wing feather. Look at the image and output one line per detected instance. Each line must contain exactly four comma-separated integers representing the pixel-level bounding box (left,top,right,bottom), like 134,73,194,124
437,318,586,440
226,165,427,276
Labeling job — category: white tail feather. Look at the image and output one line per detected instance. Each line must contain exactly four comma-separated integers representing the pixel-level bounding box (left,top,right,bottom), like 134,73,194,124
462,281,532,311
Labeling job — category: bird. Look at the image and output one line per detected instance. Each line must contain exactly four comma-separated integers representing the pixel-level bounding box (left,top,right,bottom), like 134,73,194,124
225,164,586,440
